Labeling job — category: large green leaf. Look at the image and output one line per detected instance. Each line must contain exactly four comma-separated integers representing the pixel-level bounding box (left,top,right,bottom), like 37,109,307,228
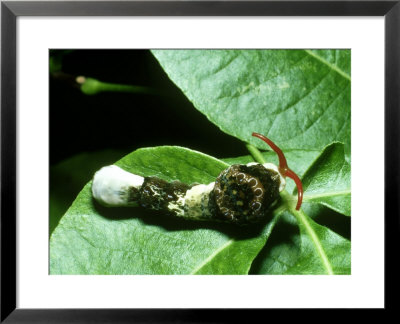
50,146,279,275
250,206,351,275
250,212,301,274
302,142,351,216
285,211,351,275
151,49,351,154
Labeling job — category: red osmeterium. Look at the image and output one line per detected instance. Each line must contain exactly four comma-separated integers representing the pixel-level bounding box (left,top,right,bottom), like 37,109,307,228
252,132,303,210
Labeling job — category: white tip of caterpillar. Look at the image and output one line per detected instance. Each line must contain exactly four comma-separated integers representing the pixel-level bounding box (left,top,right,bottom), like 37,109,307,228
92,165,144,207
262,163,286,192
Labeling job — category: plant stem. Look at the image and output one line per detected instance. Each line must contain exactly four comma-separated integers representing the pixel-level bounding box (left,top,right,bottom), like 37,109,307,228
246,144,267,164
77,76,160,96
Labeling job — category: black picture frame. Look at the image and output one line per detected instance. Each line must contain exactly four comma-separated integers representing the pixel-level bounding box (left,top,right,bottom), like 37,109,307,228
1,0,398,321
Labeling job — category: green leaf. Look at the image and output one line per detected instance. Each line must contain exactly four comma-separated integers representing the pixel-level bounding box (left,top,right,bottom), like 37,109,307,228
152,49,351,154
302,142,351,216
236,142,351,275
50,146,279,275
289,207,350,275
250,211,301,274
224,143,351,275
250,205,351,275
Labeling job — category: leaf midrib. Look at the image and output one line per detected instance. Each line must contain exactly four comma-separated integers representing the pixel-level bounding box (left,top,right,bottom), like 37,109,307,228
304,50,351,81
303,190,351,201
190,212,282,274
291,204,334,275
190,239,234,274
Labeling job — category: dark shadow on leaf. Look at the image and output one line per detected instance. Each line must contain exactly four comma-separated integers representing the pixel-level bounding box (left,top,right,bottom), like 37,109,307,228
301,203,351,240
312,206,351,240
249,213,300,274
249,204,351,274
93,198,267,240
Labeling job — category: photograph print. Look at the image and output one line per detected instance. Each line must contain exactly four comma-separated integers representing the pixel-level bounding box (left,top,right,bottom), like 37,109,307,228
49,49,351,275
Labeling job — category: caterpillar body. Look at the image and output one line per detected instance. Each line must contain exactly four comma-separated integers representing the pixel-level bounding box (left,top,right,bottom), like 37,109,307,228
92,133,303,225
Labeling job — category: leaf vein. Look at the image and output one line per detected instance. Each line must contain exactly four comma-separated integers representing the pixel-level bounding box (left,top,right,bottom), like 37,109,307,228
304,50,351,81
71,229,194,272
296,83,350,138
190,239,234,274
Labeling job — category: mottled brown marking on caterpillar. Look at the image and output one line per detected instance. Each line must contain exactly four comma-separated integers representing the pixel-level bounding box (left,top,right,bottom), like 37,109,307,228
139,176,193,213
212,164,281,225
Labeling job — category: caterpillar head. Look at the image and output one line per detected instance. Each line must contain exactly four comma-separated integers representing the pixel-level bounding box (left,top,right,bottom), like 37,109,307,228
212,163,283,224
211,133,303,224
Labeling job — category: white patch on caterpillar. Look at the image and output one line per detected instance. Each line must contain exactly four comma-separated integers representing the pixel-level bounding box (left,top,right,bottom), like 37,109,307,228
167,182,215,219
246,162,258,166
184,182,214,219
92,165,144,207
167,194,186,216
147,184,163,198
262,163,286,192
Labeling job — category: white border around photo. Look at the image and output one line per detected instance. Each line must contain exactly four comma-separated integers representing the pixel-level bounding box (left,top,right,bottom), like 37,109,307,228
17,17,384,308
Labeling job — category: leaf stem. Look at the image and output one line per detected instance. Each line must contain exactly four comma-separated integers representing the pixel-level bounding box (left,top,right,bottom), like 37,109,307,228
281,191,334,275
77,76,160,96
246,143,267,164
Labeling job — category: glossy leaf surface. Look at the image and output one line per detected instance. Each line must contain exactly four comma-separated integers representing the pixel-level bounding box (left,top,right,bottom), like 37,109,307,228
302,143,351,216
251,208,351,275
152,49,351,154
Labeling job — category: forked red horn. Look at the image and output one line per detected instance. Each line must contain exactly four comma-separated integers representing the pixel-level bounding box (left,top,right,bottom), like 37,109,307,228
252,132,303,210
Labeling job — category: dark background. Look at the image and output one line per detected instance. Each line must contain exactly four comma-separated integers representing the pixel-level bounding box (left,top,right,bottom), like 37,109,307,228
50,50,248,165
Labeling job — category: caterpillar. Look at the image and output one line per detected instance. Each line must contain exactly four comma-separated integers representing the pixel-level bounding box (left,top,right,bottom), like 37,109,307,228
92,133,303,225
